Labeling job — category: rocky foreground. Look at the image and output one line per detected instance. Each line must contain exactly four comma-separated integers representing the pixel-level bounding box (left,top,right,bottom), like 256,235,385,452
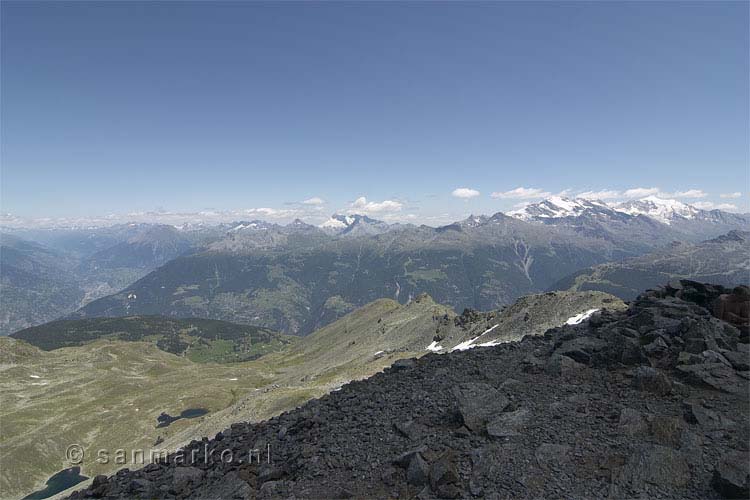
70,282,749,499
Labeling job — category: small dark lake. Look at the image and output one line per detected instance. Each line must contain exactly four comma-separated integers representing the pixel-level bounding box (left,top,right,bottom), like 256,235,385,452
22,467,88,500
156,407,209,428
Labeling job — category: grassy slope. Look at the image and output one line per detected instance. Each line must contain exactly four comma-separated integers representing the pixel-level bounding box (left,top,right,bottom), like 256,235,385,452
0,296,451,499
1,290,621,499
0,338,277,498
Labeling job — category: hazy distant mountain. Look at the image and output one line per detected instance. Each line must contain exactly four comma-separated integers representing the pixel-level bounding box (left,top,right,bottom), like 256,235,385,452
83,225,194,269
553,230,750,299
0,225,215,334
75,224,199,298
206,219,330,253
0,234,85,335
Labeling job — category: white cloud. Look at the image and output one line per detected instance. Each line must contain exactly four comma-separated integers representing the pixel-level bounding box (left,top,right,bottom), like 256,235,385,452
621,187,707,200
242,207,305,219
349,196,403,214
693,201,739,211
302,197,325,205
451,187,481,199
674,189,707,199
720,192,742,199
623,187,661,198
491,187,551,199
0,206,323,229
576,190,621,200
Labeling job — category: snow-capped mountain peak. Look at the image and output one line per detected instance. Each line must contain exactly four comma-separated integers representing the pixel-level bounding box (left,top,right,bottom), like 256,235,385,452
227,220,277,233
611,196,699,225
319,214,389,235
460,214,490,228
506,195,745,230
230,221,259,232
320,214,363,229
320,217,348,229
508,197,612,220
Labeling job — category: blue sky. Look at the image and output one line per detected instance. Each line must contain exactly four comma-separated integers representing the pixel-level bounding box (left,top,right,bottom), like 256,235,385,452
2,1,748,225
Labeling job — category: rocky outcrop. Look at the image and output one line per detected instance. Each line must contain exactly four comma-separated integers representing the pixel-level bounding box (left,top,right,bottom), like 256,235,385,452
69,282,749,499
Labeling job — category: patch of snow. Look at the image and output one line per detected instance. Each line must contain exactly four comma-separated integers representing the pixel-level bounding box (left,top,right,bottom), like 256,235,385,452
565,308,600,325
451,324,500,351
230,222,262,232
476,339,505,347
478,324,500,337
320,217,347,229
425,341,444,352
507,207,532,220
228,378,238,381
374,350,385,356
29,375,41,379
451,338,479,352
461,215,487,227
509,197,597,220
547,196,579,213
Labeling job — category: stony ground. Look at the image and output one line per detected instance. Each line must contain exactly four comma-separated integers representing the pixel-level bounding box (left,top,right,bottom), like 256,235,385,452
69,282,749,499
3,295,455,499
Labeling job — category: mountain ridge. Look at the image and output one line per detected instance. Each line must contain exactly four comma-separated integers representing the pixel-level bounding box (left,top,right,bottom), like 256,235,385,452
1,289,625,499
65,281,750,500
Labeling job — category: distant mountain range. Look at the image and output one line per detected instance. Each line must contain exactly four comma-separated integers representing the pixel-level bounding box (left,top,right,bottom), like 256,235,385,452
509,196,749,241
67,198,748,335
2,196,748,335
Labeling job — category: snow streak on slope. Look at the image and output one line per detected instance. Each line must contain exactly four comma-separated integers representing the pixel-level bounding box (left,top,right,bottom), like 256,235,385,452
565,308,600,325
451,324,500,352
426,341,444,352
